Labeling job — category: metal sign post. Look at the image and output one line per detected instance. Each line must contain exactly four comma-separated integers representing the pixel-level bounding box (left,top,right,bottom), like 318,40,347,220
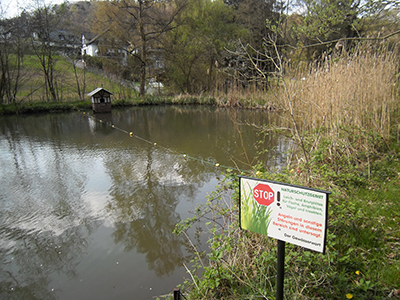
276,240,285,300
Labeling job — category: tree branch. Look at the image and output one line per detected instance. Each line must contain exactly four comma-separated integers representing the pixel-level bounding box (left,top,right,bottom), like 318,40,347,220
278,29,400,50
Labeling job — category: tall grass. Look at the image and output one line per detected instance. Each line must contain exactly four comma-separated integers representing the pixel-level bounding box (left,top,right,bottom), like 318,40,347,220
176,42,400,300
280,44,398,140
265,43,400,182
211,78,278,110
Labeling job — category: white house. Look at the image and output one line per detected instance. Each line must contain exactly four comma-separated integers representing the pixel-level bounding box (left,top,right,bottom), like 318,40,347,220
81,33,100,56
81,31,128,65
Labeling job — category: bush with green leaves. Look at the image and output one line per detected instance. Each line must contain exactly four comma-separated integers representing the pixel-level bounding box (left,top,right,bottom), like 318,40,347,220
173,122,400,299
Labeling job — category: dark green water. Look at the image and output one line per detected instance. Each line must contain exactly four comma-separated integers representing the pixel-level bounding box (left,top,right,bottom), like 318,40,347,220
0,105,288,299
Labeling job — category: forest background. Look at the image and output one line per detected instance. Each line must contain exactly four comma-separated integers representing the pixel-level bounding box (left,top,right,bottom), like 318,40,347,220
0,0,399,104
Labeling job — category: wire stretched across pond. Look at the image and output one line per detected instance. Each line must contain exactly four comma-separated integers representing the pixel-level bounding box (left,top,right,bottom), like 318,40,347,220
83,112,245,173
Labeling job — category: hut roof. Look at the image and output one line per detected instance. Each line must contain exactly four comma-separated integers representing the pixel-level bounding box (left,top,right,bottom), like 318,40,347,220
87,87,113,97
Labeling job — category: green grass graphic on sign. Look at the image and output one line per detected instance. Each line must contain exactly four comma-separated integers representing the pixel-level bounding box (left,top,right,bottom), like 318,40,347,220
241,182,272,236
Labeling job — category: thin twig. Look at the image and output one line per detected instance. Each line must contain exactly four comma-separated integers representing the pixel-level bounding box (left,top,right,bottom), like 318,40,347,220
183,263,205,298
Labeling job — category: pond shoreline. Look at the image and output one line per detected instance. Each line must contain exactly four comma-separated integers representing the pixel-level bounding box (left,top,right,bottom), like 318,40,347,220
0,95,281,115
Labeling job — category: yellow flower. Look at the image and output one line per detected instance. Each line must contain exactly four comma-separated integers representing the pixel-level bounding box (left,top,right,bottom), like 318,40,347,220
346,294,353,299
355,270,360,275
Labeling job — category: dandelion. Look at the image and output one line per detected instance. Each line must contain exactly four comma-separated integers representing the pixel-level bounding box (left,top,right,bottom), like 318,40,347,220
355,270,360,275
346,293,353,299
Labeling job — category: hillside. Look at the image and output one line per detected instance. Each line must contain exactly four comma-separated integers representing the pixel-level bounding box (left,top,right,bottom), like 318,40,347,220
14,54,137,103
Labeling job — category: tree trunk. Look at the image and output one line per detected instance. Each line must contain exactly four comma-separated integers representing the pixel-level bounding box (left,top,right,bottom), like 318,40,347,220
139,0,146,97
140,44,146,97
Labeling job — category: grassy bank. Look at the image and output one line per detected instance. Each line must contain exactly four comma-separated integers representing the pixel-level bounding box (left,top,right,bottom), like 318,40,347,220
0,100,93,115
1,53,281,114
171,44,400,299
0,95,219,115
174,140,400,299
0,91,279,115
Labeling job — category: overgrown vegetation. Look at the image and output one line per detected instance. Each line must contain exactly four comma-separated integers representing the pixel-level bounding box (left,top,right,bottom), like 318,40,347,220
171,44,400,299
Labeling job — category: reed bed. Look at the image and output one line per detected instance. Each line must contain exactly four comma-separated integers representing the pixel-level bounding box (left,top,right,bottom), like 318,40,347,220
264,43,400,180
280,45,398,140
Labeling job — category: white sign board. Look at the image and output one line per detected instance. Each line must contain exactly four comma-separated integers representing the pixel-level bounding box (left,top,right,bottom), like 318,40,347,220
239,176,330,253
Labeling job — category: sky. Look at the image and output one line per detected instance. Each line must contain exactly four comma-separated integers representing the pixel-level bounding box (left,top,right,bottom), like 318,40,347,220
1,0,81,19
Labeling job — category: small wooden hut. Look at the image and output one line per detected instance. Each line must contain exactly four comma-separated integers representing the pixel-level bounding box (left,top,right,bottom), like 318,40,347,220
88,87,113,113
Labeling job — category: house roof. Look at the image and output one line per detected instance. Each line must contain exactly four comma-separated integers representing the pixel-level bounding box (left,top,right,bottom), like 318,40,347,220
87,87,113,97
83,28,110,45
85,32,102,45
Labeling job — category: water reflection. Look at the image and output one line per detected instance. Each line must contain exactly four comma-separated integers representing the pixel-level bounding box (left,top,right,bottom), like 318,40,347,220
0,106,288,299
105,147,191,276
0,119,104,299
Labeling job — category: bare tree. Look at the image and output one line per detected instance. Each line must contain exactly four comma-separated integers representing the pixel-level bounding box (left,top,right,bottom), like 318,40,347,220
29,3,65,102
93,0,187,96
71,57,86,101
0,15,28,104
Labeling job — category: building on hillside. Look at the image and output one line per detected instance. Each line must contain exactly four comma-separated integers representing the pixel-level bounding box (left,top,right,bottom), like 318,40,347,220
81,30,129,65
50,30,80,55
81,32,101,57
30,29,81,55
88,87,113,113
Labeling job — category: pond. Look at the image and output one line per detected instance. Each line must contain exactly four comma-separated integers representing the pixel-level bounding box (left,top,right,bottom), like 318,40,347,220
0,105,288,300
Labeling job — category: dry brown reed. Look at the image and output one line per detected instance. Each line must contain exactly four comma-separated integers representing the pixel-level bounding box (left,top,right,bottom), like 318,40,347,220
212,78,279,110
280,44,398,140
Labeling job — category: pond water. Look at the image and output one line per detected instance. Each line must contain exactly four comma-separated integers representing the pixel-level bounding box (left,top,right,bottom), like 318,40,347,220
0,105,288,300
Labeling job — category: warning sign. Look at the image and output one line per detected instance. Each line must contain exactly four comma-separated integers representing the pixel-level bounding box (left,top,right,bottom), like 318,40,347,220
253,183,275,206
239,176,330,253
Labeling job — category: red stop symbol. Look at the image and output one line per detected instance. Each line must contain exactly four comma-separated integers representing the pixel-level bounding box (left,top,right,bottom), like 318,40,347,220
253,183,275,206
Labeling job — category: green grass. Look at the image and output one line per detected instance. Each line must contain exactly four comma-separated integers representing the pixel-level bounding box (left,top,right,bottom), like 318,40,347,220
0,95,217,115
173,124,400,299
240,180,272,236
0,100,91,114
350,173,400,288
5,54,137,103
